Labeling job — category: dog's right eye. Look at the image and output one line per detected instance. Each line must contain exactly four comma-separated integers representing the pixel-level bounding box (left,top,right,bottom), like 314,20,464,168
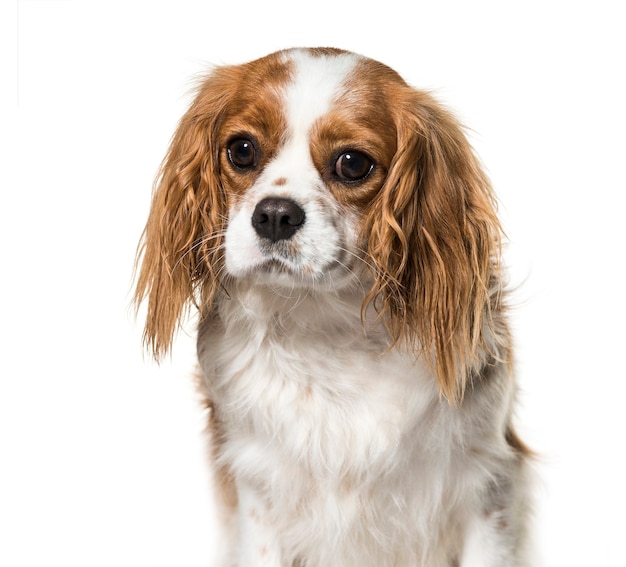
334,150,374,183
227,138,258,170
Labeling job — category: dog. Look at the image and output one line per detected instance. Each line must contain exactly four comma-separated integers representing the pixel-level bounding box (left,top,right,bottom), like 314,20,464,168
135,47,532,566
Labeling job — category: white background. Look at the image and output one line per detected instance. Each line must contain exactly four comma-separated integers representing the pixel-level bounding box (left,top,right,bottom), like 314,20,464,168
1,1,624,566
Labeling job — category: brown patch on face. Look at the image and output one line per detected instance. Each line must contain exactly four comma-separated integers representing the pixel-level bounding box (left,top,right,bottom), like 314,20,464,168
272,177,287,186
215,52,294,199
308,57,402,210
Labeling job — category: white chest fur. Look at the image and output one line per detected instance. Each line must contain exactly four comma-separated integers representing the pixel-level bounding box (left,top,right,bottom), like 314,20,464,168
199,285,439,473
195,285,496,565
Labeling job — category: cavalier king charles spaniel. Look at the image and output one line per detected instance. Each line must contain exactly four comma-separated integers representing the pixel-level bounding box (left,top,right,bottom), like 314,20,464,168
135,47,532,566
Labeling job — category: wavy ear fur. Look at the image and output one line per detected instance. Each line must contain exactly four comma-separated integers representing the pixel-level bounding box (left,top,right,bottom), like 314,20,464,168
364,89,505,405
134,71,233,360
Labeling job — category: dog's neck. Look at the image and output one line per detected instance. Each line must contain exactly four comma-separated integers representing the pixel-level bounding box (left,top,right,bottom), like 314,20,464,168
216,279,379,339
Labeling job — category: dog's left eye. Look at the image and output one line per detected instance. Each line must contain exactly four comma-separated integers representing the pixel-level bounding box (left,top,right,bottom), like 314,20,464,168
227,138,258,170
335,151,374,183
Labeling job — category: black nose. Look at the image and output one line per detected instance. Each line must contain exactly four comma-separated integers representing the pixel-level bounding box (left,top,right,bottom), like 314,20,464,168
251,197,306,242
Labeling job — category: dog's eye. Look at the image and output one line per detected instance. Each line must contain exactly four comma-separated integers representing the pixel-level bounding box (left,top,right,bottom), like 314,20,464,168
227,138,258,170
334,151,374,183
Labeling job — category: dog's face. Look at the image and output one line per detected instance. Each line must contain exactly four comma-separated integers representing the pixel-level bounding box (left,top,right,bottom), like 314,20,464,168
135,47,504,403
218,49,397,291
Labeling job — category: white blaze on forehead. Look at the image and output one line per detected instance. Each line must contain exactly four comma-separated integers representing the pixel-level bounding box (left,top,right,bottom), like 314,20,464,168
281,50,360,139
257,50,361,198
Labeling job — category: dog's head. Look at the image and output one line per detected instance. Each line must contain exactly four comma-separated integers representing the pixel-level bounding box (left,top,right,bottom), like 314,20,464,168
135,47,504,403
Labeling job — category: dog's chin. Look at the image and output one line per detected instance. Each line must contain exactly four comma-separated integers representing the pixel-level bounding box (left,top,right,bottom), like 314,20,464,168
228,256,359,293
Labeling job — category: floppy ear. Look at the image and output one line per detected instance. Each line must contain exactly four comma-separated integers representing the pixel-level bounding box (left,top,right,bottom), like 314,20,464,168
364,89,504,405
134,73,231,360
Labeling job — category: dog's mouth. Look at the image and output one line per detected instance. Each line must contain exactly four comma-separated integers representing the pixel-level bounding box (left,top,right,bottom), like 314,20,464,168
256,255,326,282
257,258,297,275
247,253,361,295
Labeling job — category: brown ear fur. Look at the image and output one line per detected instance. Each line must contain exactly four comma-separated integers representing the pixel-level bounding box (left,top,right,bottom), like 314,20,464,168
134,72,233,359
364,89,504,405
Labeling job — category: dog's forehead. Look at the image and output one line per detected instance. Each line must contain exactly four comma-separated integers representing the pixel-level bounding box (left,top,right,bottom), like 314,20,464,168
279,49,361,133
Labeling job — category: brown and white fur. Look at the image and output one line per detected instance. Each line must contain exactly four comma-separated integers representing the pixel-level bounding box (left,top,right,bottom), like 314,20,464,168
135,47,532,566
